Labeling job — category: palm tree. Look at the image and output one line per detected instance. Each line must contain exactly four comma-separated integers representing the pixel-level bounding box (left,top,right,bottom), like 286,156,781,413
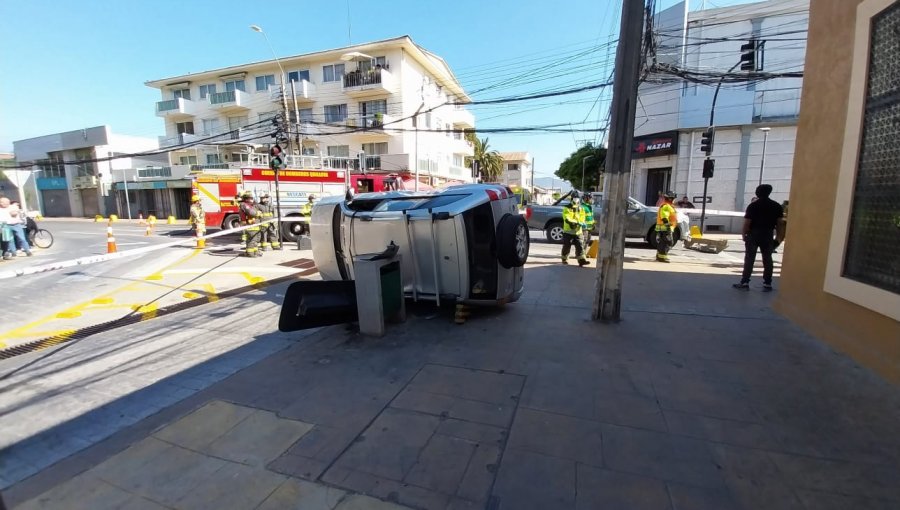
465,133,504,182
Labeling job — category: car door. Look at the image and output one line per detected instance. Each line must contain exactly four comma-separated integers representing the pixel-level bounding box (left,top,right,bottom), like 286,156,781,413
625,199,646,236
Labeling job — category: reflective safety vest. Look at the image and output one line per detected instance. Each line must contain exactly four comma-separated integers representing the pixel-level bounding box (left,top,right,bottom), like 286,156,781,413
258,202,274,219
563,205,585,235
299,202,313,216
656,203,677,232
581,204,594,227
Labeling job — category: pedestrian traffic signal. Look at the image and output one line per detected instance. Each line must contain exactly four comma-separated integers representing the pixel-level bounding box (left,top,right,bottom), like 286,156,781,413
702,158,715,179
700,127,715,155
740,40,762,71
270,144,285,171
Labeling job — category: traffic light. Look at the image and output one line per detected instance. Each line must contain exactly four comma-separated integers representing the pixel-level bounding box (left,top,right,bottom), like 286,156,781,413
702,158,715,179
700,127,715,155
740,40,761,71
269,144,285,171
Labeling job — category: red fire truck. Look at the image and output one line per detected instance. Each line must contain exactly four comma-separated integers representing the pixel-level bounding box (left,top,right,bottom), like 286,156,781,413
192,167,347,242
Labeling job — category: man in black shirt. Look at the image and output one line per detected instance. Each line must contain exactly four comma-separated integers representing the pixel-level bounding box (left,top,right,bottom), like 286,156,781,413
734,184,784,291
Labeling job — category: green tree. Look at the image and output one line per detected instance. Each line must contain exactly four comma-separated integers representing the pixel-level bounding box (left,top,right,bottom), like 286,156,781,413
555,143,607,192
465,133,504,182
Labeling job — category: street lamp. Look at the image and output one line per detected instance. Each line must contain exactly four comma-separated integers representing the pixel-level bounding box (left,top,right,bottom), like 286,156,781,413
250,24,289,244
757,127,771,186
581,155,595,192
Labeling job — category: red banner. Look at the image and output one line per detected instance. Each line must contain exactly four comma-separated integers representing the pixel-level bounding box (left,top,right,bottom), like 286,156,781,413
241,167,346,183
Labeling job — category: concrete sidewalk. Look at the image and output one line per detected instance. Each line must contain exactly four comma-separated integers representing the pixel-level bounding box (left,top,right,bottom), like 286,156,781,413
4,257,900,509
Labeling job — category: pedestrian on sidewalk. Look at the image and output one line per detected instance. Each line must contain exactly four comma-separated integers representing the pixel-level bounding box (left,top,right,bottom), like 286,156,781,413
655,191,678,263
0,197,31,257
561,195,589,266
0,196,12,260
734,184,785,291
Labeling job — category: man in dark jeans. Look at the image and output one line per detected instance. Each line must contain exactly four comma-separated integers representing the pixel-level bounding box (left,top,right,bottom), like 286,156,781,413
734,184,784,291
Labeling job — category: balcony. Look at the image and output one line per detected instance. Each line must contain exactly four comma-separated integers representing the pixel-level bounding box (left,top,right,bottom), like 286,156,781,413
158,133,199,148
342,67,393,97
452,106,475,129
156,97,198,119
269,80,315,104
209,89,250,111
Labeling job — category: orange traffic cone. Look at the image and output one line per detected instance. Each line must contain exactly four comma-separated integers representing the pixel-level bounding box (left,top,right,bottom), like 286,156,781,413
107,221,117,253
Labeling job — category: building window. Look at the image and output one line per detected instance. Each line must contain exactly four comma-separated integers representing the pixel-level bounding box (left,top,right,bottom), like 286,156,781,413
298,108,313,123
199,84,217,99
288,70,310,82
179,156,198,165
206,154,221,165
201,118,220,135
224,79,245,92
453,154,464,167
74,148,94,176
173,88,191,100
360,99,387,116
324,104,348,123
176,121,195,135
841,1,900,295
508,163,519,172
39,153,66,178
362,142,388,155
327,145,350,157
255,74,276,92
323,64,345,83
358,56,387,72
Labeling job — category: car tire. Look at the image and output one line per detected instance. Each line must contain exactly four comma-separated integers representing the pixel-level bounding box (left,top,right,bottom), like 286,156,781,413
223,214,241,230
545,221,564,244
497,214,530,268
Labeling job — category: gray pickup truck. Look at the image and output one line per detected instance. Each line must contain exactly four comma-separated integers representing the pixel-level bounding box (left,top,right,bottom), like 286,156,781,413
525,192,690,248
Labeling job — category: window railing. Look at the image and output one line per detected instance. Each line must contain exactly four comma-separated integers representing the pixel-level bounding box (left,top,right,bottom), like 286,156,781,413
157,99,179,112
343,68,384,88
138,167,173,178
209,90,236,105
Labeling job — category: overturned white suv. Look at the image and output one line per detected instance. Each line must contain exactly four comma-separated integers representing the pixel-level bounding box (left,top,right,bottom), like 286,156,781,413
310,183,529,306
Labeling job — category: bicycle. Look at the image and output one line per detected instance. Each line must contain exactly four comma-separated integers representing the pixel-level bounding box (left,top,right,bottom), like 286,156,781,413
26,217,54,249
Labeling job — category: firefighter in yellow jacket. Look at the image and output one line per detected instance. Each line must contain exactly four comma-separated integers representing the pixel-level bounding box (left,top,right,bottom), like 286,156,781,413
561,195,589,266
189,195,206,247
256,193,281,251
656,190,678,263
239,192,263,257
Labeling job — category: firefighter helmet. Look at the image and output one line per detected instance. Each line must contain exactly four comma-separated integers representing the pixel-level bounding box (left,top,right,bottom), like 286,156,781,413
663,190,677,199
191,195,200,203
241,191,253,200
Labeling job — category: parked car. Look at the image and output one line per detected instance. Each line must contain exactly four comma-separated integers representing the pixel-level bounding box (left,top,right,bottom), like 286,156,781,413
310,184,529,306
525,191,690,248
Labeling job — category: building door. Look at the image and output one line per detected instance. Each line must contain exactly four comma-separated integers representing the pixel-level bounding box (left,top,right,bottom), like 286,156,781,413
80,189,100,217
645,167,672,205
173,189,191,219
40,190,70,217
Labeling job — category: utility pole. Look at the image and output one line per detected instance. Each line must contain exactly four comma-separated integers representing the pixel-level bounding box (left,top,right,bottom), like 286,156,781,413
592,0,645,322
530,157,535,197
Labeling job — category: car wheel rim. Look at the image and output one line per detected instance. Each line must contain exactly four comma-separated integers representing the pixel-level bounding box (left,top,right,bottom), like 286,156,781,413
291,224,301,234
515,224,528,259
551,227,563,241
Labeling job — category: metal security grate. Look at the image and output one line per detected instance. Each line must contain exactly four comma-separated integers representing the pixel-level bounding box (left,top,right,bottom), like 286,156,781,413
843,2,900,294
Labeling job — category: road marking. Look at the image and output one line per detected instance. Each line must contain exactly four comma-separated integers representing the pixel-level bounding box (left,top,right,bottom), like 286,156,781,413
161,266,297,274
240,272,266,286
55,311,82,319
203,283,219,302
116,242,151,246
0,249,202,344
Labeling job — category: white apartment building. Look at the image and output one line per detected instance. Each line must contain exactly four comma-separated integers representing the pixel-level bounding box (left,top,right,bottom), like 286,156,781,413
13,126,159,217
631,0,808,213
146,36,475,186
497,152,533,190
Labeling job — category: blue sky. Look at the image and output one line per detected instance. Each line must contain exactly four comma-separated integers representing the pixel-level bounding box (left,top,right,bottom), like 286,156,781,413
0,0,757,180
